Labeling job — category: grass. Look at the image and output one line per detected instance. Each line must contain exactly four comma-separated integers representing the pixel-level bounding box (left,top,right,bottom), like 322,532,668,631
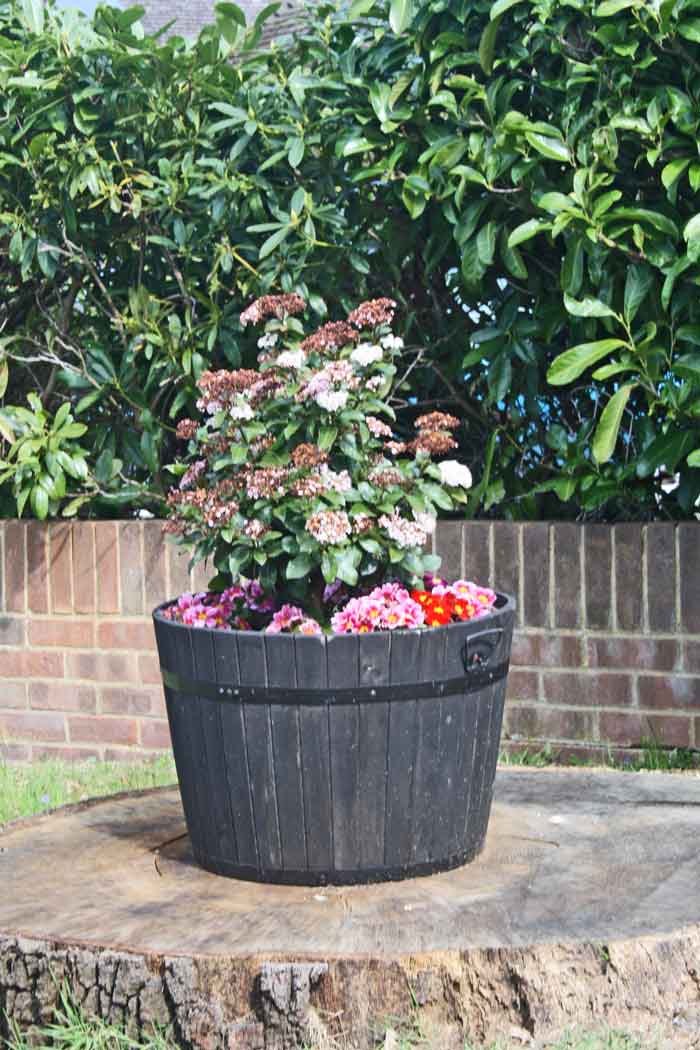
0,754,176,824
499,738,700,772
1,734,697,827
4,986,174,1050
3,994,658,1050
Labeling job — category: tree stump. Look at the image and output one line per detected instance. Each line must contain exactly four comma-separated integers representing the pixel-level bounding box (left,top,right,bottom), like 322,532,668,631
2,769,699,1048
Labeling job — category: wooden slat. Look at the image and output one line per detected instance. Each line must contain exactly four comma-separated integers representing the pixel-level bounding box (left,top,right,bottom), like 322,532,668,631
357,633,392,869
190,628,237,865
266,634,307,871
326,635,360,874
212,630,258,870
384,631,423,869
153,621,200,843
237,632,281,873
295,636,332,872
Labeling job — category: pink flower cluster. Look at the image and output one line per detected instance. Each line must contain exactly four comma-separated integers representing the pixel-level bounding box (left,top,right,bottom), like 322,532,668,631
163,579,275,630
169,589,243,630
331,583,425,633
266,604,322,635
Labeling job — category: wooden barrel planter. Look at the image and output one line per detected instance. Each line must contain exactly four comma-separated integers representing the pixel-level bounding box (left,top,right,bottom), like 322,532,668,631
153,594,515,885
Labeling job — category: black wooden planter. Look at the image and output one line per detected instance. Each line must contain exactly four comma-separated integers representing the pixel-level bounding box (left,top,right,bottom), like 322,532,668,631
153,594,515,885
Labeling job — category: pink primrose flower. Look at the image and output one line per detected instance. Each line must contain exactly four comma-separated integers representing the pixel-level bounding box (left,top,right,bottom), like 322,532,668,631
298,618,322,636
266,604,306,634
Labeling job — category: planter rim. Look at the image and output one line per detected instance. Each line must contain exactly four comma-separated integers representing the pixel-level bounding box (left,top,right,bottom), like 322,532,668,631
152,591,516,641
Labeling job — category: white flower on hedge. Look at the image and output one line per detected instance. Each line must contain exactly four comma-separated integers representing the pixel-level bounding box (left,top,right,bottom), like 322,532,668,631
276,349,306,369
438,460,473,488
257,333,278,349
381,334,403,351
413,510,437,535
315,389,349,412
351,343,383,366
230,401,254,421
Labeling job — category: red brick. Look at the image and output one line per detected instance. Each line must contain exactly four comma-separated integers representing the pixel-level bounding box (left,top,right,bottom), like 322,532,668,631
637,675,700,711
506,669,539,702
167,544,191,599
27,522,49,613
588,638,679,672
96,523,120,614
684,641,700,674
0,711,66,742
4,521,25,613
614,524,643,631
69,714,138,746
0,649,63,678
511,632,582,668
552,523,582,629
0,617,24,646
66,650,139,682
493,523,519,622
191,559,210,592
505,704,596,742
73,522,96,614
0,682,27,709
646,523,676,632
584,525,612,630
680,524,700,633
542,671,633,707
103,747,165,763
138,652,162,684
97,620,156,651
522,523,550,628
119,522,143,615
32,745,101,762
140,719,172,749
28,619,94,648
434,521,463,583
49,523,73,613
600,710,691,748
100,685,165,716
29,681,96,713
143,521,167,610
463,522,492,589
0,742,31,762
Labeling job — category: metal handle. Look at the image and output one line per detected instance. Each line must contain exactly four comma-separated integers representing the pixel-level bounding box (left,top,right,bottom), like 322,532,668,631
462,628,504,673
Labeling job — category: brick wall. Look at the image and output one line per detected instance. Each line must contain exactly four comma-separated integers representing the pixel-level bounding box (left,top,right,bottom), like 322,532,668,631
0,520,698,762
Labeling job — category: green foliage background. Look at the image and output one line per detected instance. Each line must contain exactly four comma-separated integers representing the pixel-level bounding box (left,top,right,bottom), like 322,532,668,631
1,0,700,521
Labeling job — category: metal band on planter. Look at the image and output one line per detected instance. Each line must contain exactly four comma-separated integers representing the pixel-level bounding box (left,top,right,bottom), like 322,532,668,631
160,661,509,706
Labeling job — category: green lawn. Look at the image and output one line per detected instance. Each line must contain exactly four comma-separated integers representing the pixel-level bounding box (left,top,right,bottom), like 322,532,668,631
0,755,176,824
2,740,697,827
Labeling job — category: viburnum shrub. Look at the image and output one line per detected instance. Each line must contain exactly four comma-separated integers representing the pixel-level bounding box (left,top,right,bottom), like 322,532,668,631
163,294,495,633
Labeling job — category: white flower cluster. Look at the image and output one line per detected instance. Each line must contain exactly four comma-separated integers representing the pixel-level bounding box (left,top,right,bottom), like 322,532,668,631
257,333,278,350
320,466,352,493
276,349,306,369
230,401,254,421
413,511,437,535
380,333,404,351
438,460,473,488
315,389,349,413
306,510,352,545
378,511,427,549
350,343,383,367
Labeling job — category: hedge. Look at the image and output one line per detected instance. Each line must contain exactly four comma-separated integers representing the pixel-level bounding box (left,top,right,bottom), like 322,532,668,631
0,0,699,521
